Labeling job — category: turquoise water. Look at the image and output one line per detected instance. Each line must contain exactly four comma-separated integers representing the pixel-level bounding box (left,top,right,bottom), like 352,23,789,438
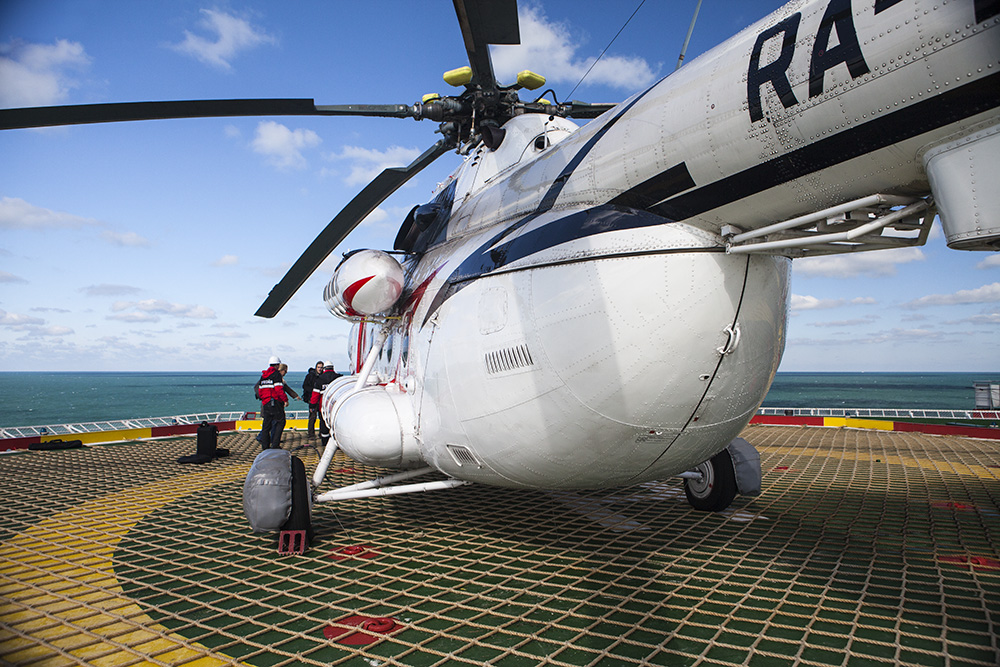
760,372,991,410
0,371,993,428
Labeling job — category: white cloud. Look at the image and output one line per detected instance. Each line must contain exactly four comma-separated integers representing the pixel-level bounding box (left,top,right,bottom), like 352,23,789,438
0,270,27,284
976,254,1000,269
490,6,657,92
328,145,422,186
356,204,412,235
902,282,1000,309
107,311,161,323
0,39,90,107
0,198,150,249
790,327,953,347
213,254,239,267
0,309,44,327
0,197,99,229
961,312,1000,325
807,316,879,328
212,330,250,339
169,9,275,70
252,121,321,169
0,308,73,337
101,229,151,247
794,247,925,278
790,295,875,311
28,325,74,337
359,207,388,227
81,284,142,297
111,299,216,319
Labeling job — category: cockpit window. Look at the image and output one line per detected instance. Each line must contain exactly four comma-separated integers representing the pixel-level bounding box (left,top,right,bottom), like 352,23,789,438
393,180,456,253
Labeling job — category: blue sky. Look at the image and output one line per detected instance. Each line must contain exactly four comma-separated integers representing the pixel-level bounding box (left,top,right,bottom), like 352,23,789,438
1,0,997,373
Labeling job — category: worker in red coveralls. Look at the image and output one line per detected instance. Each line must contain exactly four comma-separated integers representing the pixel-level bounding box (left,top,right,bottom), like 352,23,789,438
312,362,342,447
255,355,288,450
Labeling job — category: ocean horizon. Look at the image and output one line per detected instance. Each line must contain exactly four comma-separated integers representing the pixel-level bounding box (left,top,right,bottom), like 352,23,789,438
0,370,995,429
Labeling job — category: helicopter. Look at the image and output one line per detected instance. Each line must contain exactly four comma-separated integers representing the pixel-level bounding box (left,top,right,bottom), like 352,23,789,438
3,0,997,548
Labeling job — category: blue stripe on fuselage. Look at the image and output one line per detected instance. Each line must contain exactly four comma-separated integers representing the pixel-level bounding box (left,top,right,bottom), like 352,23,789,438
421,205,680,327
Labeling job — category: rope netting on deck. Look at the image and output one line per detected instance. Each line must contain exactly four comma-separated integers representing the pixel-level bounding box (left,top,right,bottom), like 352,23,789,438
1,426,998,666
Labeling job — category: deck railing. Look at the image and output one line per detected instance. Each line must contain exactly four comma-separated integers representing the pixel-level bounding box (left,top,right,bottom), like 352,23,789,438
3,407,997,442
1,410,301,440
757,407,1000,420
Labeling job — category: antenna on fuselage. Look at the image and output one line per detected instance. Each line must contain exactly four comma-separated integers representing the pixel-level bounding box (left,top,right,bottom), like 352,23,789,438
565,0,648,101
675,0,704,70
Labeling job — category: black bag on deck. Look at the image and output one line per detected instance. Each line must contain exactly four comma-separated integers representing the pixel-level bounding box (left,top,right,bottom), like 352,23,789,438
177,421,229,464
197,421,218,457
29,438,84,451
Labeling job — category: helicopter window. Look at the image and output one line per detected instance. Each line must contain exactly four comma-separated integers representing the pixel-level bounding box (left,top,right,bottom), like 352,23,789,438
394,180,456,253
393,205,420,251
412,180,457,253
534,134,548,151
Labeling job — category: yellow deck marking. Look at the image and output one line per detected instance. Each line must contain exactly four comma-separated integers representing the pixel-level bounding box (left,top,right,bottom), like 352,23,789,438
760,445,1000,480
0,465,252,666
823,416,895,430
39,429,152,445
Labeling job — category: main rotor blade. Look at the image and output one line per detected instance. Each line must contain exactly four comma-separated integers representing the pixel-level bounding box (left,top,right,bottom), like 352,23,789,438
0,99,417,130
452,0,519,90
563,102,619,119
254,139,452,319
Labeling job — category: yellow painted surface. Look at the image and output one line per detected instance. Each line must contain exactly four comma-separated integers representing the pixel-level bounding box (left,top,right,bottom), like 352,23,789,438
760,445,1000,480
0,467,253,666
823,417,895,431
41,429,152,445
237,418,307,430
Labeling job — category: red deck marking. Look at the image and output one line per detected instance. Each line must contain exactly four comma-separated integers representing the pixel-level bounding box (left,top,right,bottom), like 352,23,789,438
331,467,356,474
937,555,1000,571
323,615,400,645
328,544,379,561
932,501,976,511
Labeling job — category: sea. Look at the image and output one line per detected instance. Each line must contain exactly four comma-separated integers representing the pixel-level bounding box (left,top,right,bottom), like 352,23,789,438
0,371,995,429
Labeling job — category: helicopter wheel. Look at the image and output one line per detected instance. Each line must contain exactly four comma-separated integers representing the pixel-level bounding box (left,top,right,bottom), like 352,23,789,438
684,448,737,512
282,455,313,544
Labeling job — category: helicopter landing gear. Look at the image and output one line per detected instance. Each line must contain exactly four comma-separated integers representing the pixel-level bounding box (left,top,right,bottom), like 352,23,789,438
682,438,762,512
684,448,738,512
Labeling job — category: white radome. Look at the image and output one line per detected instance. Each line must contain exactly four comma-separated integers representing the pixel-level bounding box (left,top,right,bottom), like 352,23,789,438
332,249,404,316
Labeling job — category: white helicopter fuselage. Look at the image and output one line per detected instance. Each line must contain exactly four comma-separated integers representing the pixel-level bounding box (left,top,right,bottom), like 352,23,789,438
324,0,998,489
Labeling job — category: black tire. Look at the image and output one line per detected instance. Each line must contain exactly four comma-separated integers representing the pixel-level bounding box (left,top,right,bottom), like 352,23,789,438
282,455,313,543
684,448,738,512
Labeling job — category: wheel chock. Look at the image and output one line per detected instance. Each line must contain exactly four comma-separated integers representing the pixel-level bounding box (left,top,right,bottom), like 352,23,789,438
278,530,308,555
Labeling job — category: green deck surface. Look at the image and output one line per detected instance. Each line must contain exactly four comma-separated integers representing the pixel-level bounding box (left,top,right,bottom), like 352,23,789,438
1,426,998,666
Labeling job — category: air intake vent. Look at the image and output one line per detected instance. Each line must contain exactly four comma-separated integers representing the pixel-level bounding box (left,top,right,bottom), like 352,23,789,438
484,343,534,375
447,444,481,468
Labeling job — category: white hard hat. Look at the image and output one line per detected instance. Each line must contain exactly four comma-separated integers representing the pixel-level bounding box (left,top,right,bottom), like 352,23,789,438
268,355,281,365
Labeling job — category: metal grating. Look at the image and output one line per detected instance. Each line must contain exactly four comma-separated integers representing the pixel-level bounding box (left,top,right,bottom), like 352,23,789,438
447,444,482,468
0,427,998,666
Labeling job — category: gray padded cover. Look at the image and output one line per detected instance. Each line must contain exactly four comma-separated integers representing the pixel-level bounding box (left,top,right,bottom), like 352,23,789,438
243,449,293,533
727,437,762,496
